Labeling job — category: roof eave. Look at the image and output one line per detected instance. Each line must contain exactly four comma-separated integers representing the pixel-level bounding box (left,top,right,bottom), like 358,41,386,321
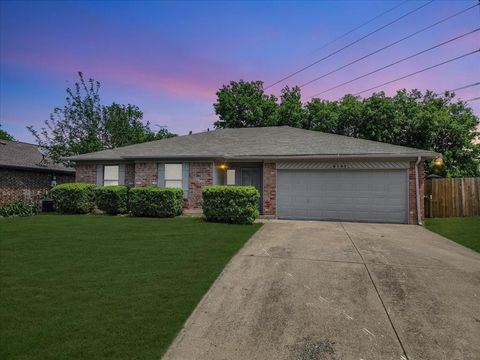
0,164,76,174
69,151,440,162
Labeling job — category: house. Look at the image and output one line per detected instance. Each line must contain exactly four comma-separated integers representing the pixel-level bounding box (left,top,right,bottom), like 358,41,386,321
68,126,439,224
0,140,75,206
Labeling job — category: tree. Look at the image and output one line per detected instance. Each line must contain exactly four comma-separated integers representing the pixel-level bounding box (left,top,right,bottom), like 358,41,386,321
28,72,175,164
213,80,479,177
102,103,175,148
0,123,14,140
277,86,304,128
213,80,278,128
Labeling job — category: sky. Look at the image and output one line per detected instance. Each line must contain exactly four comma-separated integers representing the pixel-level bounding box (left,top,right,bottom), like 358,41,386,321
0,0,479,142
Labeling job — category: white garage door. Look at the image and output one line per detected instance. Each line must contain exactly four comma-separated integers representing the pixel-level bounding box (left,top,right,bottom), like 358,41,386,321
277,169,408,223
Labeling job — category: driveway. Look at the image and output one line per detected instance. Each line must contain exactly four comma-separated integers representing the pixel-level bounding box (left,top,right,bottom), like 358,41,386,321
163,221,480,360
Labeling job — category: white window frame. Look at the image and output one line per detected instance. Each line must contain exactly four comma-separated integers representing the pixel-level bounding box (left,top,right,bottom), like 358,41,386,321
226,169,236,185
103,165,119,186
164,163,183,188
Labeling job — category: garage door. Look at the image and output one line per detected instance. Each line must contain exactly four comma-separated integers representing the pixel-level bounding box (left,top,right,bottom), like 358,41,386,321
277,169,408,223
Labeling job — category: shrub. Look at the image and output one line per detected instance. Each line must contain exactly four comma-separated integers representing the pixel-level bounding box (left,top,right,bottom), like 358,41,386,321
51,183,96,214
202,186,259,224
95,186,129,215
0,202,38,218
129,187,183,217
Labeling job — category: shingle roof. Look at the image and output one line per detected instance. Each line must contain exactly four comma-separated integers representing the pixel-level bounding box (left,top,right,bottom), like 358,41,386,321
0,140,75,173
66,126,439,161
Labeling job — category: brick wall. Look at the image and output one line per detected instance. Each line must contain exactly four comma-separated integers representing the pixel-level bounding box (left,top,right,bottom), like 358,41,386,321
0,168,74,205
263,162,276,216
75,164,96,184
408,160,425,224
187,162,213,209
125,164,135,186
134,162,158,186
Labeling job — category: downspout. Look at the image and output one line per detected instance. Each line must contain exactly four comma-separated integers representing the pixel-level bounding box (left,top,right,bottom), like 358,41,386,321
415,156,423,225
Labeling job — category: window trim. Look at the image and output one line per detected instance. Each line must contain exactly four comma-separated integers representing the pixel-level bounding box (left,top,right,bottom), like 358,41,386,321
164,163,183,188
103,165,119,186
226,169,236,185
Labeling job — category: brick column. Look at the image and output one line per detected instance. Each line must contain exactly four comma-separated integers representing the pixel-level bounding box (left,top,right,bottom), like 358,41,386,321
187,162,213,209
75,164,96,184
408,160,425,224
124,164,135,187
263,162,276,216
134,161,158,187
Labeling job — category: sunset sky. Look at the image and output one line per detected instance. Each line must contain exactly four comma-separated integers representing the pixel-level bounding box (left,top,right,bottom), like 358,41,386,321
1,0,479,142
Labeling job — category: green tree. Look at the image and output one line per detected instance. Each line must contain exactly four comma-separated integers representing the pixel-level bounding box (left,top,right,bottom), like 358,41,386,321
28,72,175,164
214,80,278,128
102,103,175,148
0,123,14,140
304,98,338,131
277,86,304,127
214,80,479,177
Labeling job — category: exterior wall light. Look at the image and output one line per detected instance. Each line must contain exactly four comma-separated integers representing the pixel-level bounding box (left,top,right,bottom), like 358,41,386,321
219,163,228,170
433,158,444,167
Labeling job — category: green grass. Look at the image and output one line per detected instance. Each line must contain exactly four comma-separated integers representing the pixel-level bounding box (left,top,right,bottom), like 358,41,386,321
0,215,261,359
425,217,480,252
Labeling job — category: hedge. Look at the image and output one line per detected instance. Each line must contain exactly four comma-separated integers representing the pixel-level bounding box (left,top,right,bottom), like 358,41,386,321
0,202,38,218
51,183,96,214
129,187,183,217
95,186,129,215
202,185,259,224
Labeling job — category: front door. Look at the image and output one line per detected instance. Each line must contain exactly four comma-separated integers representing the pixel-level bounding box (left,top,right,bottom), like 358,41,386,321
240,168,262,213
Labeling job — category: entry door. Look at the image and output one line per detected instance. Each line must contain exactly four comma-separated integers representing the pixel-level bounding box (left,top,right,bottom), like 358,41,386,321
241,168,262,212
277,169,408,223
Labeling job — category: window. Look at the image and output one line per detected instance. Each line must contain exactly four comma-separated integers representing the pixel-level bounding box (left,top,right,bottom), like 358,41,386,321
103,165,119,186
165,164,182,188
227,169,235,185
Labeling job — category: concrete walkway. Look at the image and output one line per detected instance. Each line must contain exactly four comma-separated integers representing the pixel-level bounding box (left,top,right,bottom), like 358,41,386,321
163,221,480,360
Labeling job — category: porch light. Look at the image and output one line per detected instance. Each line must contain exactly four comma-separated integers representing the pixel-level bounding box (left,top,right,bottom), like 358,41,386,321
433,158,444,167
219,163,228,170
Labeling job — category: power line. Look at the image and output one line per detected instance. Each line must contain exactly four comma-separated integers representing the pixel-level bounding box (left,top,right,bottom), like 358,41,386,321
464,96,480,102
352,49,480,96
450,82,480,92
301,2,479,89
312,0,410,53
265,0,434,89
309,28,479,98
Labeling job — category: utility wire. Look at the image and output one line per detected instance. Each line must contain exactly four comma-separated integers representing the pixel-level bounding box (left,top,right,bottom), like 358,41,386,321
312,0,410,53
352,49,479,96
301,2,479,89
265,0,434,89
309,28,479,98
450,82,480,92
464,96,480,102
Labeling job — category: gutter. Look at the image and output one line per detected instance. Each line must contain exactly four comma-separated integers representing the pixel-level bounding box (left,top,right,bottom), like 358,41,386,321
415,156,423,225
67,151,440,162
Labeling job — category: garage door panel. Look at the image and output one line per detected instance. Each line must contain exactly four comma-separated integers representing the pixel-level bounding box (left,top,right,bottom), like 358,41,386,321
277,169,407,223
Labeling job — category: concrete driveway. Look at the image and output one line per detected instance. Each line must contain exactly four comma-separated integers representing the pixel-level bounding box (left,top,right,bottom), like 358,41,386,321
163,221,480,360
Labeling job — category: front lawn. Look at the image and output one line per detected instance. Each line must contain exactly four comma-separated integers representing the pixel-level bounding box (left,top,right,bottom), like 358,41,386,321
0,215,261,359
425,216,480,252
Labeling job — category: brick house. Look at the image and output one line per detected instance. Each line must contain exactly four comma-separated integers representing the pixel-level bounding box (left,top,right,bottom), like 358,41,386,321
68,126,439,224
0,140,75,206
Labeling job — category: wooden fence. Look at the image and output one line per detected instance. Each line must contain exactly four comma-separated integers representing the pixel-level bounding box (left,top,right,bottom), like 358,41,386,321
425,177,480,218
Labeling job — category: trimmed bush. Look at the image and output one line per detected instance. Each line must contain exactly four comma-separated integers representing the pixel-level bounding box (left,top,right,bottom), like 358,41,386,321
51,183,96,214
202,186,259,224
0,202,38,218
129,187,183,217
95,186,129,215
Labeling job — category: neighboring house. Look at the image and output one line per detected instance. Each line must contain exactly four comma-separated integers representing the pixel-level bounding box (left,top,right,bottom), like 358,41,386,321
0,140,75,205
68,126,439,224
